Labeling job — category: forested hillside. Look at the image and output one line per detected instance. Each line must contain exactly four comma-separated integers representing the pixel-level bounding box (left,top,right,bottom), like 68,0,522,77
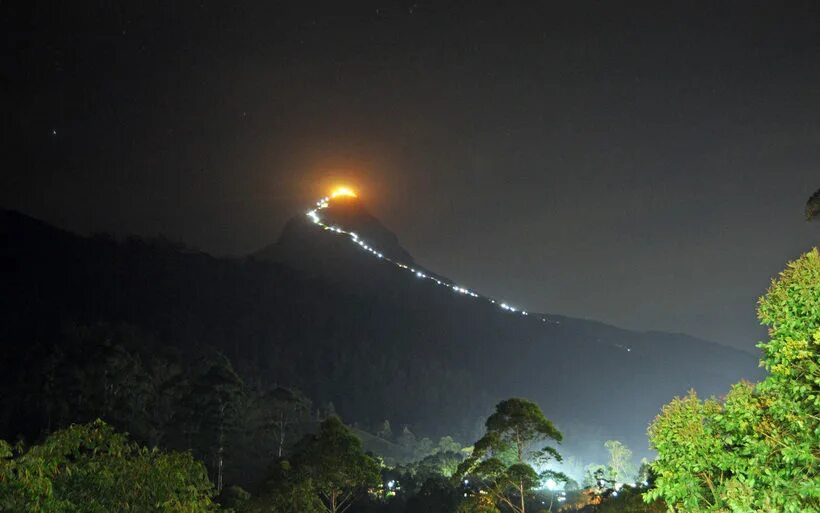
0,206,761,481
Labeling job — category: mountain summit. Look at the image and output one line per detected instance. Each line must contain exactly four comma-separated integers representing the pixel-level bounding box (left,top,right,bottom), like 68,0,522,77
257,193,416,271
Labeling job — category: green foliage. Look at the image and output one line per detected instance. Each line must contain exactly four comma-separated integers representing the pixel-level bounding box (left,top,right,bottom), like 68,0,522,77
218,485,251,511
0,420,217,513
458,398,564,513
436,436,462,454
647,248,820,513
414,450,465,479
404,476,462,513
582,463,610,489
292,416,381,513
591,485,664,513
241,460,322,513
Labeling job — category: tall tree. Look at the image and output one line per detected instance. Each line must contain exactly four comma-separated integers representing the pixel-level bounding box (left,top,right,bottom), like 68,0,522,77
647,248,820,512
604,440,636,483
457,398,565,513
177,354,245,493
292,416,381,513
248,387,311,458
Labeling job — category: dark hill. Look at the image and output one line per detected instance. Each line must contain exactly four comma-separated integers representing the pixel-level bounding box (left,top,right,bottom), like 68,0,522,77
0,205,763,462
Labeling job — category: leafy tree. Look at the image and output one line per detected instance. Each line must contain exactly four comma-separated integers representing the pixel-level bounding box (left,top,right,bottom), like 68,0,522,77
457,398,565,513
292,416,381,513
0,420,217,512
243,460,323,513
437,435,462,454
582,463,612,490
415,450,465,479
414,437,435,460
646,248,820,512
219,485,251,511
457,493,500,513
604,440,636,483
405,475,462,513
594,484,665,513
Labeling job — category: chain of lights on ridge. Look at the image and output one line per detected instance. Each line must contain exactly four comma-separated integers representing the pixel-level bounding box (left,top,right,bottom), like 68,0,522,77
305,187,564,322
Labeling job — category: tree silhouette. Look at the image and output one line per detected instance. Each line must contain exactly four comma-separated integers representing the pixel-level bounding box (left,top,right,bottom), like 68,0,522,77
806,188,820,221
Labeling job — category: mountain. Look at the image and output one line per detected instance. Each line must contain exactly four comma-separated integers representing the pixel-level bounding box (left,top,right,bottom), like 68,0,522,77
0,200,763,464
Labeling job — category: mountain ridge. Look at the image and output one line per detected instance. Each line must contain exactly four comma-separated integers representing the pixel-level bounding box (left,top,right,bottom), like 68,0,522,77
0,205,763,463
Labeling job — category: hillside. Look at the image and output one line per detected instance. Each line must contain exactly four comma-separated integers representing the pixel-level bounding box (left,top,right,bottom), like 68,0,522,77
0,203,763,463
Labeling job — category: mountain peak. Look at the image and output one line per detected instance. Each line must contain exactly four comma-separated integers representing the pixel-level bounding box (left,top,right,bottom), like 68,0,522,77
256,192,416,266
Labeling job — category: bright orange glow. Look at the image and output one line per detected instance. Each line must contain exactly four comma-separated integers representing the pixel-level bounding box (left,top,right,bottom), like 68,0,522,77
330,186,357,198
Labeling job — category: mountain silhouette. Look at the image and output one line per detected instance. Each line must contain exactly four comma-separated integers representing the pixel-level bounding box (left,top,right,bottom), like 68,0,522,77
0,202,763,464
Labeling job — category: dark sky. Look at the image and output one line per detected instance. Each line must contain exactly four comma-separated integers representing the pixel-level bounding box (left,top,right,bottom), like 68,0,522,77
4,1,818,351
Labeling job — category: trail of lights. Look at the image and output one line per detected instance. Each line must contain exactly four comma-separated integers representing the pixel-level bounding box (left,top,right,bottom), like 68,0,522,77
304,194,641,354
304,195,556,321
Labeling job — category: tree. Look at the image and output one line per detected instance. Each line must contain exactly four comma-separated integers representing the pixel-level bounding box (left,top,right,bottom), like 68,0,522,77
583,463,611,490
415,450,465,479
646,248,820,512
292,416,381,513
376,420,393,440
0,420,217,512
41,323,154,438
176,354,245,493
604,440,636,483
437,435,462,454
414,437,436,460
806,188,820,221
248,387,311,458
397,426,417,450
405,475,463,513
457,398,565,513
243,459,323,513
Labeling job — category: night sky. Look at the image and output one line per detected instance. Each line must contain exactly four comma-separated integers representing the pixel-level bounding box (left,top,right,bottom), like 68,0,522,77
4,1,818,351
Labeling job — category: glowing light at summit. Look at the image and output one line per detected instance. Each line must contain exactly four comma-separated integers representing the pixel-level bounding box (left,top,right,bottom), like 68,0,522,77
330,186,357,198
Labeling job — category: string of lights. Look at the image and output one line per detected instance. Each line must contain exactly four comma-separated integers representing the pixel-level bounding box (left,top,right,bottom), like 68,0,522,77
305,188,562,324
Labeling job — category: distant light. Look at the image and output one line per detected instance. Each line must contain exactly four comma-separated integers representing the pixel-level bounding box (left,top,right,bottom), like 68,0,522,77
463,479,469,485
331,186,357,198
546,478,557,490
387,480,395,489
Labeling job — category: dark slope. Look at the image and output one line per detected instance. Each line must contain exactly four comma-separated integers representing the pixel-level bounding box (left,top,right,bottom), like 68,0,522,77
0,206,762,459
